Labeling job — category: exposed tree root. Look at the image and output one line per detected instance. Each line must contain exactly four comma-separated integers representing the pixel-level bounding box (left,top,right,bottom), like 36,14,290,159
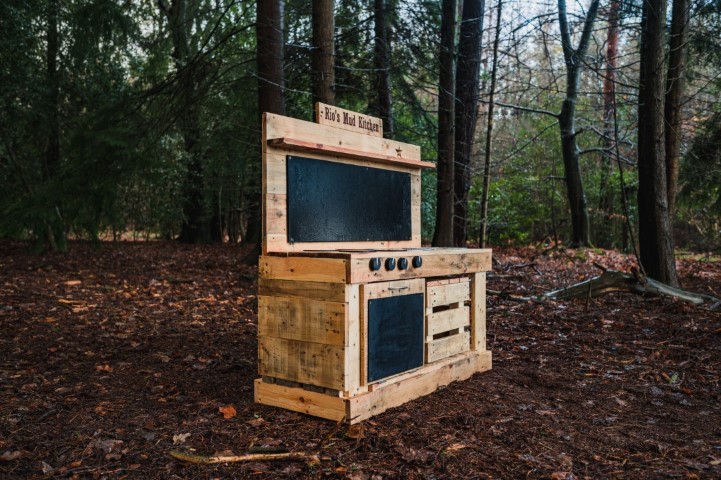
491,265,721,310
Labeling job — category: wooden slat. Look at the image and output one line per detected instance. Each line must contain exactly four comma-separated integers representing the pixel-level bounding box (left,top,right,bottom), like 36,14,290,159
427,281,471,308
258,278,348,303
344,284,361,394
471,272,487,351
254,379,346,422
268,138,435,170
258,296,346,346
315,102,384,138
347,350,492,424
265,112,421,162
426,331,470,363
426,306,470,338
260,255,347,283
349,250,491,284
258,337,345,390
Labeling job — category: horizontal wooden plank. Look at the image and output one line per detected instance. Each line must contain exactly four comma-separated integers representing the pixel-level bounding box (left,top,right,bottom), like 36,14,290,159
349,250,491,284
362,278,425,300
258,278,348,303
426,331,470,363
427,306,470,338
315,102,384,137
258,337,346,390
426,276,469,287
265,112,421,162
427,281,471,308
259,255,347,283
258,296,346,346
254,378,346,422
347,350,492,424
268,138,435,170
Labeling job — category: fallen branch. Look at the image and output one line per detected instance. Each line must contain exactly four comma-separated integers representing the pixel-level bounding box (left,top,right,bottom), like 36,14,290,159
169,450,323,465
490,269,721,310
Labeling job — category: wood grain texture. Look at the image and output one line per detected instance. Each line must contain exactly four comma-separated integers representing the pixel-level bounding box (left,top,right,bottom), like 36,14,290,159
258,337,346,390
254,379,346,422
427,281,471,308
259,255,347,283
471,272,487,351
258,278,349,303
258,295,346,345
426,331,470,363
426,306,470,338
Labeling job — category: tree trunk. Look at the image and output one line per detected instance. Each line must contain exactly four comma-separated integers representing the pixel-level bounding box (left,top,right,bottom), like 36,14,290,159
161,0,206,244
312,0,335,106
664,0,689,218
597,0,620,248
374,0,394,138
43,0,64,251
246,0,286,259
637,0,679,286
479,0,503,248
453,0,485,247
432,0,458,248
556,0,599,247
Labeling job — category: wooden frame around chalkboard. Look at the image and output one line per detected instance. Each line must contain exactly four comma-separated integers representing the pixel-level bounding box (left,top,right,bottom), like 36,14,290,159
262,112,434,255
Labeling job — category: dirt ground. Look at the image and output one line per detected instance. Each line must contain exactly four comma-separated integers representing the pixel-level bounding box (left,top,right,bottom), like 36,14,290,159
1,241,720,479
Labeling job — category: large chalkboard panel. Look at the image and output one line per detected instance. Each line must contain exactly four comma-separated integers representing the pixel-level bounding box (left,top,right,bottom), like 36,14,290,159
286,156,412,243
367,293,424,382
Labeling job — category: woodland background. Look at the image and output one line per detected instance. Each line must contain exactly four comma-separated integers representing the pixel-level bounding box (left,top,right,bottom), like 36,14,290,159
2,0,721,265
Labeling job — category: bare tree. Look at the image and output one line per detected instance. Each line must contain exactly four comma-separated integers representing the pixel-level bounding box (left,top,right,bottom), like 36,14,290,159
557,0,600,247
637,0,679,285
479,0,503,248
312,0,335,106
665,0,689,218
453,0,485,247
432,0,458,247
374,0,394,138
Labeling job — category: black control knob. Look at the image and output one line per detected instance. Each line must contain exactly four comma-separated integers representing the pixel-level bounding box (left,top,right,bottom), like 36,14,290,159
369,258,382,271
398,257,409,270
412,256,423,268
385,258,396,271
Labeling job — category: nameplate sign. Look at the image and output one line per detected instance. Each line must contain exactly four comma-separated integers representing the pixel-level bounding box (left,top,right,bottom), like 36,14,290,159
315,102,384,138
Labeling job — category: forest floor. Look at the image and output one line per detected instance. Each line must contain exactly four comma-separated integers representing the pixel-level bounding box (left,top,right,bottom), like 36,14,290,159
1,241,720,479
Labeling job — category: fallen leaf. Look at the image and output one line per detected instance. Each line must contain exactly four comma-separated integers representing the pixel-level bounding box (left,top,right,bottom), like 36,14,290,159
219,405,237,419
95,364,113,372
64,280,82,286
551,472,576,480
89,439,124,453
0,451,24,461
346,424,365,439
445,443,467,452
247,417,265,427
172,433,191,445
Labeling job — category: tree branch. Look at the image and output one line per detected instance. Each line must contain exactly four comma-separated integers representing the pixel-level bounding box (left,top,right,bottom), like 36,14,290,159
479,99,559,118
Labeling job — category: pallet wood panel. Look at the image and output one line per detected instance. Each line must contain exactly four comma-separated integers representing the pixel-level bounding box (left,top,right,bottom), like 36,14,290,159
471,272,487,351
426,331,471,363
265,113,422,162
343,285,361,394
427,280,471,308
349,250,491,284
347,350,492,424
254,379,347,422
258,296,346,346
315,102,384,138
260,255,347,283
426,306,470,338
258,278,348,303
258,337,346,390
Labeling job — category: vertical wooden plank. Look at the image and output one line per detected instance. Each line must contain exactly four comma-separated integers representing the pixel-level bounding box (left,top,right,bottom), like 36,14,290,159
471,272,486,351
344,284,361,393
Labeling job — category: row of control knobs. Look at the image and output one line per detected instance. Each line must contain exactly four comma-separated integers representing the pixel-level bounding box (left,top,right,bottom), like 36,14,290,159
369,256,423,271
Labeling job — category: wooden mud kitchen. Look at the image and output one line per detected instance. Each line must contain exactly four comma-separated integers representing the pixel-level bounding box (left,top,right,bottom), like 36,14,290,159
255,104,492,423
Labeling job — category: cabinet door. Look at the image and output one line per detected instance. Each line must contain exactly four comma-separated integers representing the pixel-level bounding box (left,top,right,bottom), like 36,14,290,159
362,279,425,383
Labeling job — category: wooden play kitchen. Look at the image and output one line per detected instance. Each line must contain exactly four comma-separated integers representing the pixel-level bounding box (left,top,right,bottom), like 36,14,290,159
255,104,492,423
